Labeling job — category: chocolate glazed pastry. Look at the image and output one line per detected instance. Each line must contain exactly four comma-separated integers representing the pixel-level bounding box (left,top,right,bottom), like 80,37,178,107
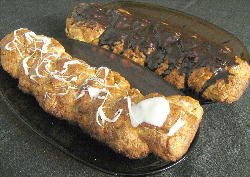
65,3,250,103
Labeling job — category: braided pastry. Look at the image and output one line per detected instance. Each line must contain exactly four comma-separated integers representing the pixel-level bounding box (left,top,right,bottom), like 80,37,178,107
0,28,203,161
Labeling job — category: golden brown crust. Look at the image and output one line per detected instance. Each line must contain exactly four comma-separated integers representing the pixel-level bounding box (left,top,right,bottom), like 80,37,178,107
65,17,104,44
1,28,203,161
65,9,250,103
202,58,250,103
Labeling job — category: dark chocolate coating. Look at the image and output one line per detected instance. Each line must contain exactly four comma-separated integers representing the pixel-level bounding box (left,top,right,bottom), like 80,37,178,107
72,3,238,95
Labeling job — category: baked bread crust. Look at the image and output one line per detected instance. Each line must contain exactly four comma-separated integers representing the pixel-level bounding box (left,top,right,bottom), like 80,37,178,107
65,3,250,103
0,28,203,161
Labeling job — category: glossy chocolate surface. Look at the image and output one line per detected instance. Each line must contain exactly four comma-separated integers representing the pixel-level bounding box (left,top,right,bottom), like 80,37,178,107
72,3,239,95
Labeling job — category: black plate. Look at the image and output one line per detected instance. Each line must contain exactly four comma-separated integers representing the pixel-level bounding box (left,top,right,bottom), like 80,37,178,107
0,1,248,176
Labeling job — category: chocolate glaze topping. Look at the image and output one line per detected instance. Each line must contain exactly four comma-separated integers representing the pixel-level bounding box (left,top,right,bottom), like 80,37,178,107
72,3,238,96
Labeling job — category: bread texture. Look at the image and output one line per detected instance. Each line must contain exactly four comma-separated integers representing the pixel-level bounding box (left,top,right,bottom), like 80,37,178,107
65,3,250,103
0,28,203,161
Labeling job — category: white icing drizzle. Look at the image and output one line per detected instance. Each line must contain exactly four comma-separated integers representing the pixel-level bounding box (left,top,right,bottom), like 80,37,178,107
44,92,52,100
95,89,123,126
22,55,32,75
127,97,170,127
70,76,78,82
60,60,82,74
36,36,51,53
5,28,172,128
87,86,103,100
5,28,25,57
125,96,141,126
96,107,123,126
24,31,36,43
81,67,119,89
167,118,185,136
